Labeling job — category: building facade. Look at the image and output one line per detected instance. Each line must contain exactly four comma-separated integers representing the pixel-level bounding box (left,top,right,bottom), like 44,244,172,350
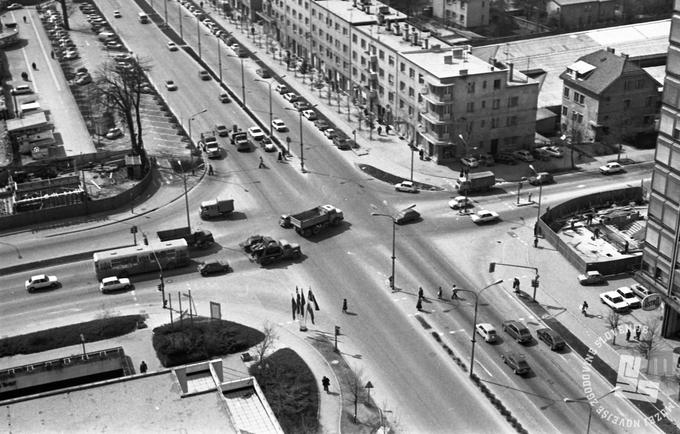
430,0,490,28
547,0,621,30
559,48,661,145
638,0,680,338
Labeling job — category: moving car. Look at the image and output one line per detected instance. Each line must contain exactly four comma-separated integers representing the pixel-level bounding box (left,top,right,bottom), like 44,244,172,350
215,124,229,137
105,127,123,139
500,352,530,375
198,260,232,276
541,145,563,158
528,172,554,186
616,286,642,309
302,109,317,120
600,162,624,175
165,80,177,91
113,10,122,18
283,92,299,103
100,276,131,293
578,270,606,285
513,150,534,162
502,320,532,343
471,210,499,224
600,291,630,313
219,93,230,103
25,274,59,292
248,126,265,141
395,181,418,193
272,119,287,132
536,328,565,350
448,196,473,210
631,283,653,299
167,41,178,51
7,3,23,9
395,208,420,225
262,137,276,152
198,70,211,80
475,323,497,343
461,156,480,168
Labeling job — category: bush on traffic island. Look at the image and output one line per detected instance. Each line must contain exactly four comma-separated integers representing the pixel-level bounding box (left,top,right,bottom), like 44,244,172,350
249,348,319,433
152,318,263,367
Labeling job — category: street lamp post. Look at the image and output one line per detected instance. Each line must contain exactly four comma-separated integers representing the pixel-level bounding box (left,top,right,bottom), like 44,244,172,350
217,37,222,82
255,78,273,140
371,204,417,292
529,164,544,236
286,104,317,172
187,108,208,175
179,6,183,41
227,54,247,104
197,16,202,59
176,160,191,232
564,388,620,434
456,279,504,378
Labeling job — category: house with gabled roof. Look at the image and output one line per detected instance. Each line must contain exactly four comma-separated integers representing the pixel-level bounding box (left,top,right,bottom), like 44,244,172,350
559,47,661,145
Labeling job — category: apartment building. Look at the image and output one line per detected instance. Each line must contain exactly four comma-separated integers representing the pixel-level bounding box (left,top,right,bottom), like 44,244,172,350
430,0,490,28
267,0,313,59
546,0,621,30
559,48,661,145
637,0,680,337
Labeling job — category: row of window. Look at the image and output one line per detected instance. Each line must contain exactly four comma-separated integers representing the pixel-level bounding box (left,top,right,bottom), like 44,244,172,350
467,80,502,93
465,97,519,112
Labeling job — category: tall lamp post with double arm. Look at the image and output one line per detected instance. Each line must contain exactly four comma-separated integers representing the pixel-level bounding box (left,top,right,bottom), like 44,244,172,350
285,104,317,172
255,78,274,140
371,204,417,292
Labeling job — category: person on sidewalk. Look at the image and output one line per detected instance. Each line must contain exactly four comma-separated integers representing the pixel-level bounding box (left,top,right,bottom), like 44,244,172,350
437,286,443,299
258,156,265,168
581,301,589,316
626,328,631,341
533,237,539,248
342,298,348,314
208,164,214,176
635,325,641,340
322,376,330,393
140,360,148,373
416,298,422,311
451,284,458,300
418,286,424,301
528,193,532,203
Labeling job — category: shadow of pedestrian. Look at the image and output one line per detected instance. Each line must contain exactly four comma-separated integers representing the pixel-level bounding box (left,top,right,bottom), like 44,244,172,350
344,311,358,316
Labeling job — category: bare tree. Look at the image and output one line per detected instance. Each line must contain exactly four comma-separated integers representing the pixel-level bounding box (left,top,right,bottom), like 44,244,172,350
95,56,152,160
605,310,621,345
254,322,278,362
637,319,663,373
346,367,365,423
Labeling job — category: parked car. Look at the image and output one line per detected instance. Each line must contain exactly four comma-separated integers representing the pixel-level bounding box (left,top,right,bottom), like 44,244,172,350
502,320,532,343
500,352,530,375
105,127,123,139
495,152,517,165
528,172,554,186
395,208,420,225
536,328,565,350
275,84,289,94
7,3,24,9
283,92,299,102
272,119,287,132
461,156,480,168
63,50,79,60
323,128,337,139
471,210,500,224
395,181,418,193
631,283,653,299
198,70,211,80
513,150,534,162
198,260,232,276
314,119,330,131
448,196,473,210
165,80,177,91
167,41,178,51
578,271,606,285
262,137,276,152
219,92,230,103
476,323,498,343
600,162,624,175
541,145,563,158
100,276,131,293
600,291,630,313
248,126,265,141
302,109,317,120
532,147,552,161
616,286,642,309
333,135,352,150
25,274,59,292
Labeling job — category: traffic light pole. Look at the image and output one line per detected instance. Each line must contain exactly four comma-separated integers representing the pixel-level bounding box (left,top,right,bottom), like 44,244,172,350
488,262,540,301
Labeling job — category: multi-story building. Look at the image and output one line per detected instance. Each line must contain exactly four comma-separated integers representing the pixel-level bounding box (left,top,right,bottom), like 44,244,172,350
430,0,490,29
637,0,680,337
267,0,313,60
559,48,661,145
546,0,621,30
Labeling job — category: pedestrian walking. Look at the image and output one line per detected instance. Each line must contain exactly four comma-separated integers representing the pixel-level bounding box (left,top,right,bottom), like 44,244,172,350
50,50,54,59
533,237,539,248
31,62,37,70
451,284,458,300
581,301,589,316
258,156,264,168
419,148,424,160
528,192,532,203
418,286,424,301
143,235,148,246
23,16,26,23
322,376,330,393
278,151,283,161
342,298,348,314
513,278,520,294
139,360,148,373
416,298,422,311
208,164,214,175
437,286,443,299
377,126,382,136
635,325,641,340
626,329,631,341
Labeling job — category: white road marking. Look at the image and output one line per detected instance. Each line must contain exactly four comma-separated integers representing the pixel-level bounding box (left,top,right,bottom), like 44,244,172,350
476,360,493,377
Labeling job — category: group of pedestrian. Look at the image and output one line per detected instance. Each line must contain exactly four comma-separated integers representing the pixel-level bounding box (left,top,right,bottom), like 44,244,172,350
625,326,643,341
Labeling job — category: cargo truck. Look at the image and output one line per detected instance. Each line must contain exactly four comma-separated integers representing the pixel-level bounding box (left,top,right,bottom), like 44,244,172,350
231,131,251,152
456,171,495,194
250,239,301,265
157,227,214,248
200,199,234,219
279,204,344,237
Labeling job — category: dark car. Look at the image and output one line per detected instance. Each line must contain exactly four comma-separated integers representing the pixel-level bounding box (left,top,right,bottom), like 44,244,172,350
502,320,532,343
536,328,566,350
256,68,271,78
528,172,554,186
314,119,330,131
198,260,232,276
500,352,530,375
495,152,517,165
333,136,353,150
395,209,420,225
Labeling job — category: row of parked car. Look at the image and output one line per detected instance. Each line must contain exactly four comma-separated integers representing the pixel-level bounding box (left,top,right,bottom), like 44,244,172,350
461,146,565,169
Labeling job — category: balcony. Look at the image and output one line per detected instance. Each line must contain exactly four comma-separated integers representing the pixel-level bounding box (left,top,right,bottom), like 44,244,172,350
421,89,454,104
419,129,451,145
421,110,455,124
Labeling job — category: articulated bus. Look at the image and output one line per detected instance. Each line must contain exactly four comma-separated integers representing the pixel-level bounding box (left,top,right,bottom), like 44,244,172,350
93,239,189,280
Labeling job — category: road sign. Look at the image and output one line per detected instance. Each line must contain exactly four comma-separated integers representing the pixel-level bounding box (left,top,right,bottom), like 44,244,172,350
642,294,662,311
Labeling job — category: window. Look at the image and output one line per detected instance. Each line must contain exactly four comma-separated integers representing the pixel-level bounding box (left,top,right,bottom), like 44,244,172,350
467,82,475,93
361,39,366,49
563,87,570,98
399,99,404,109
466,102,474,112
378,68,385,77
379,50,384,60
401,63,406,72
388,74,394,84
491,118,499,128
624,99,631,109
388,56,395,66
482,80,487,89
409,68,415,79
493,79,501,89
492,99,500,109
506,116,517,126
400,81,405,91
646,96,653,107
418,74,424,84
562,106,568,115
409,87,415,97
636,79,644,89
352,34,357,43
508,96,518,107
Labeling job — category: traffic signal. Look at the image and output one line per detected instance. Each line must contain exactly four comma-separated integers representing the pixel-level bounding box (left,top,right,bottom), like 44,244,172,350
157,282,164,292
531,276,539,288
488,262,496,273
334,326,340,336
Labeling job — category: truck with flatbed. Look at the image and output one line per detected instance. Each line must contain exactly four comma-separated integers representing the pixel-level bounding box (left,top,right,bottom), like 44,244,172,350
200,198,234,219
250,239,301,265
231,131,251,152
279,204,344,237
456,171,495,194
200,132,221,158
157,226,214,249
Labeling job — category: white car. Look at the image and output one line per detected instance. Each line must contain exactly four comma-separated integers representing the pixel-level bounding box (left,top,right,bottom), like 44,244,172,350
541,145,563,158
25,274,59,292
616,286,642,309
248,126,265,141
395,181,418,193
165,80,177,91
323,128,337,139
302,109,317,120
461,156,480,168
100,276,131,293
7,3,23,9
283,92,299,103
476,323,498,343
471,210,499,224
272,119,287,132
167,41,178,51
577,270,606,285
448,196,473,209
513,150,534,162
600,162,624,175
600,291,630,313
63,50,79,60
106,127,123,139
631,283,653,299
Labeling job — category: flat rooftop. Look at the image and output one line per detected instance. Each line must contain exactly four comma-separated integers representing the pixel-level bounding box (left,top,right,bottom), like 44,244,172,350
355,22,451,54
318,0,406,24
402,49,497,79
472,19,670,107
